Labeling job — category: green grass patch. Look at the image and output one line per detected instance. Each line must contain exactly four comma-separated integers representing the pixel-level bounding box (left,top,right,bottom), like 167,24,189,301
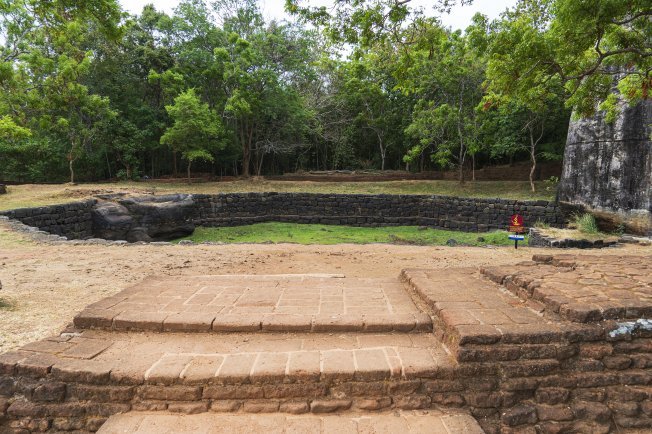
175,223,523,246
0,298,14,311
0,180,554,211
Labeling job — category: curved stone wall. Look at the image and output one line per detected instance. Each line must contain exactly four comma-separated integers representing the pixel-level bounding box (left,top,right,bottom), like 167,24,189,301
0,193,575,241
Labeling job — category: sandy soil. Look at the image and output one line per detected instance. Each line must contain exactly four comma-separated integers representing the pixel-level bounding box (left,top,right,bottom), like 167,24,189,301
0,220,650,353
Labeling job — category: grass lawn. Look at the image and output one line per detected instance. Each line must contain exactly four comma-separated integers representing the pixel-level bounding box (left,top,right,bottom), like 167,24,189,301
175,223,523,246
0,179,554,211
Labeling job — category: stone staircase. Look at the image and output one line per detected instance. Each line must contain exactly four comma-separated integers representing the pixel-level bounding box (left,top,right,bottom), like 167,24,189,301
2,255,652,433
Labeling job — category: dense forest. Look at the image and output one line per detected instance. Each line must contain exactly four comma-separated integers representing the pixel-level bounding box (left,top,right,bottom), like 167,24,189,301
0,0,649,189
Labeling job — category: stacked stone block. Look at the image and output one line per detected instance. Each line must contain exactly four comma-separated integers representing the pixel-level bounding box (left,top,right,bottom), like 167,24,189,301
192,193,569,232
0,200,96,240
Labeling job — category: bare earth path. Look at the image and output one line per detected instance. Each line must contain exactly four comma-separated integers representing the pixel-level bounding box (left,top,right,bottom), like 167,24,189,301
0,220,650,354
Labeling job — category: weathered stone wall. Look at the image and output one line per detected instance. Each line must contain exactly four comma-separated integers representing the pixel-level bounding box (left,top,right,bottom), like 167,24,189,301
0,200,96,240
0,193,573,241
193,193,570,232
558,97,652,235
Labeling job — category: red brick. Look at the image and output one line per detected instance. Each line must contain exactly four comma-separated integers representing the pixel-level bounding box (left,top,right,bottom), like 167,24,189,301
310,399,351,413
113,311,167,331
393,395,430,409
501,405,537,426
353,349,390,381
32,383,65,402
250,353,288,383
167,402,209,414
312,314,364,332
243,400,279,413
396,347,437,378
321,350,355,381
279,401,309,414
145,355,194,384
73,310,118,329
287,351,320,382
212,314,261,332
215,353,257,384
455,324,502,345
262,383,326,399
181,356,224,383
354,397,391,410
536,404,574,421
210,400,241,412
139,385,201,401
203,385,263,399
163,313,215,332
261,314,312,332
66,384,134,402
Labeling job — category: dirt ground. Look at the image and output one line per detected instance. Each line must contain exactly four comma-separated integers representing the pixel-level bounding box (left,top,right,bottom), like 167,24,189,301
0,220,650,354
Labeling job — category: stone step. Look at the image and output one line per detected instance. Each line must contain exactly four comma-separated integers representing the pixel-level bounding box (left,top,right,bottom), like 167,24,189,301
74,274,432,333
400,267,602,363
483,254,652,323
1,330,459,430
97,410,484,433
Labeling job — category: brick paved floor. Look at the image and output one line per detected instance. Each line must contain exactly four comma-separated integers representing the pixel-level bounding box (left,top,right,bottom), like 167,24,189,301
0,330,455,386
482,254,652,322
74,274,431,333
97,410,484,433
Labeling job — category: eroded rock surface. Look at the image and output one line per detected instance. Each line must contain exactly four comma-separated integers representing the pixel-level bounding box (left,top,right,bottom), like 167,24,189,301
558,97,652,235
92,194,195,242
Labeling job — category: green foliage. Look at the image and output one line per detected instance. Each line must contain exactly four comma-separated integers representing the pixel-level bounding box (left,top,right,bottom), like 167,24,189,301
484,0,652,120
572,213,599,235
161,89,223,152
5,0,647,183
543,176,560,192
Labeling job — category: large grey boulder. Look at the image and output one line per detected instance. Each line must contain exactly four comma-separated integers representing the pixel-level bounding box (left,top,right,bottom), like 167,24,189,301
91,194,196,242
92,201,134,240
557,97,652,235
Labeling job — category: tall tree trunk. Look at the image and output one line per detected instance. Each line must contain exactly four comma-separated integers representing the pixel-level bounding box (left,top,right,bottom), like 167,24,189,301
173,151,178,177
528,117,545,193
472,154,475,181
457,83,466,184
240,122,251,178
187,160,192,184
69,158,75,184
529,148,536,193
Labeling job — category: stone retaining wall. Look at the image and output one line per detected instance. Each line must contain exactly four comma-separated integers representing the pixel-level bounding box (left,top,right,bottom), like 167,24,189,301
0,200,96,240
193,193,570,232
0,193,573,241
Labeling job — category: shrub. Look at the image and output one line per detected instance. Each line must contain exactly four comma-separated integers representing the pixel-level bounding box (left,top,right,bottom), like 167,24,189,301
572,213,599,234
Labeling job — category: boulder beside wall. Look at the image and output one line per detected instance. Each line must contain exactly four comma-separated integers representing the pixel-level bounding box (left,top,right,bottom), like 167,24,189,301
557,98,652,235
91,194,195,242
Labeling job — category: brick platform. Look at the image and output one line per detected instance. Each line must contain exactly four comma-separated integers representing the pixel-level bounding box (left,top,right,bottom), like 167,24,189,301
482,254,652,323
97,410,484,433
3,256,652,433
74,274,431,333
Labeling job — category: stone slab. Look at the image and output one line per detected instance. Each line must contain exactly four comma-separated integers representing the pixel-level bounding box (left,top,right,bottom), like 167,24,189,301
97,410,484,434
2,330,455,385
74,274,431,333
483,254,652,323
401,266,621,353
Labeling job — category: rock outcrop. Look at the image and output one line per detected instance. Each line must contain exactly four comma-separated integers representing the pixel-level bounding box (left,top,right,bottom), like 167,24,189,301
92,194,195,242
557,97,652,235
